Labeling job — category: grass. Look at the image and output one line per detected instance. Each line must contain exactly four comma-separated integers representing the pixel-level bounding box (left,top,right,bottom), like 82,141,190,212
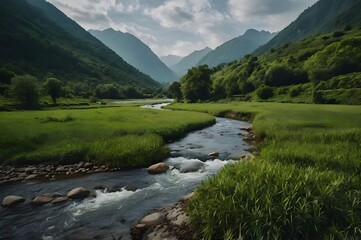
167,102,361,239
0,105,215,167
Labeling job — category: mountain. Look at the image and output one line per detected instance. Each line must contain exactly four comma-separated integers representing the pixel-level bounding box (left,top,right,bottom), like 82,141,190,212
0,0,159,88
255,0,361,54
170,47,213,78
197,29,276,67
89,29,177,84
160,55,182,68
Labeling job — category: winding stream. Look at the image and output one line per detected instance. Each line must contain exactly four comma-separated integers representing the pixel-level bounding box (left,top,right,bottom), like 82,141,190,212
0,104,252,240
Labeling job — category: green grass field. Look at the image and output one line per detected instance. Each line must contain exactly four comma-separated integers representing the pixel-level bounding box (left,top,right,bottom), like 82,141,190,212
167,102,361,239
0,106,214,167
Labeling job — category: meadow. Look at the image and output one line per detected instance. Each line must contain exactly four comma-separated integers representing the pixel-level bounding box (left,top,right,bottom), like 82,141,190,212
167,102,361,239
0,105,215,167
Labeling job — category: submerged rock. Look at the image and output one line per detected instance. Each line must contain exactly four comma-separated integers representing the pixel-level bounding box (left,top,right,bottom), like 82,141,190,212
2,195,25,207
148,163,169,174
52,197,69,204
179,160,205,173
32,195,54,205
67,187,90,199
208,151,219,157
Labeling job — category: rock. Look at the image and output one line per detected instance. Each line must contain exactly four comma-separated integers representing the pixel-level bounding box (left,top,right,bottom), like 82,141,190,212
25,174,37,180
139,212,165,227
94,185,105,190
179,160,204,173
208,151,219,157
240,126,252,131
148,163,169,174
84,162,93,168
182,192,194,202
2,195,25,207
32,195,54,205
52,197,69,204
67,187,90,199
25,166,37,174
18,172,28,178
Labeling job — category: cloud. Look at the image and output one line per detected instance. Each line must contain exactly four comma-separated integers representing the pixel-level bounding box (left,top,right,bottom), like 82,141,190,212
228,0,317,31
47,0,318,56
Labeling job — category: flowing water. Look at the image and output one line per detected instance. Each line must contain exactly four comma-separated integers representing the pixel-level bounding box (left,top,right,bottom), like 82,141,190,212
0,105,252,240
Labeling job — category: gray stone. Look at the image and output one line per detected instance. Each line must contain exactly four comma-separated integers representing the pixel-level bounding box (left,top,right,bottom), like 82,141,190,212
25,174,37,180
208,151,219,157
139,212,165,227
32,195,54,205
148,163,169,174
179,160,205,173
67,187,90,199
25,166,37,174
52,197,69,204
2,195,25,207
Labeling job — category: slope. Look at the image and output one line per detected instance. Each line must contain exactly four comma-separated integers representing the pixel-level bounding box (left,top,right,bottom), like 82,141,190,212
170,47,212,78
197,29,276,67
255,0,361,54
0,0,159,88
160,55,182,68
89,29,177,84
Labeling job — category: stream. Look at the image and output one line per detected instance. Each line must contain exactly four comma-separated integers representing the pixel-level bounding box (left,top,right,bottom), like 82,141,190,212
0,104,252,240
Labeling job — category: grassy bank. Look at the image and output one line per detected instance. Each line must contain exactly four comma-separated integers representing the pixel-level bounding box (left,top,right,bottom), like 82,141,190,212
0,106,214,167
167,102,361,239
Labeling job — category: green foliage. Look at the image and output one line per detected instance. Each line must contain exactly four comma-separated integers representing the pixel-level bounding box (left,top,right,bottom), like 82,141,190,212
44,78,62,103
168,102,361,239
181,65,212,102
289,85,302,97
0,67,15,84
167,81,182,101
11,75,40,107
256,85,274,100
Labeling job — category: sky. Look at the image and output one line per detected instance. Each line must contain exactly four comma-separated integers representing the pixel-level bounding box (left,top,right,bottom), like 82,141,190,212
47,0,318,57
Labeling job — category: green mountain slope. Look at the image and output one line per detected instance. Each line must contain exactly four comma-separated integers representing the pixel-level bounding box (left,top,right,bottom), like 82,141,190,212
89,28,177,84
255,0,361,54
0,0,159,88
210,29,361,104
170,47,212,78
197,29,276,67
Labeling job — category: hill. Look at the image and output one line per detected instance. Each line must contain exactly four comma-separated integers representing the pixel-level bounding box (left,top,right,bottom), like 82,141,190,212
89,28,177,84
160,55,182,68
170,47,212,78
255,0,361,54
0,0,159,88
197,29,276,67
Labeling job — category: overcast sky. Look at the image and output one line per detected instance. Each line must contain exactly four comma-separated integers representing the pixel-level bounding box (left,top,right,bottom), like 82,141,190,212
47,0,318,57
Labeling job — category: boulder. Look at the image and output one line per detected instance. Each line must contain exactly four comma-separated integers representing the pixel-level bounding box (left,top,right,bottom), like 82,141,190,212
25,166,37,174
32,195,54,205
24,174,37,180
208,152,219,157
52,197,69,204
2,195,25,207
148,163,169,174
67,187,90,199
139,212,165,227
179,160,204,173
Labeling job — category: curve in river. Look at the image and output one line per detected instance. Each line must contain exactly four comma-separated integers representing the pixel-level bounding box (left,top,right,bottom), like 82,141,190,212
0,105,252,240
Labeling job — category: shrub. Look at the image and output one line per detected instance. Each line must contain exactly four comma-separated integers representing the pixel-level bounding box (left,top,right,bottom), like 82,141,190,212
289,85,302,97
11,74,40,108
256,85,274,100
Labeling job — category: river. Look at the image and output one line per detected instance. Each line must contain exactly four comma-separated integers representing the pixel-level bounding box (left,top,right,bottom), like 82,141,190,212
0,104,252,240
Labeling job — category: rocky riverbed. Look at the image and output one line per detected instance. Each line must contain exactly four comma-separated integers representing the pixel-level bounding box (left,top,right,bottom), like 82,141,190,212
0,161,118,185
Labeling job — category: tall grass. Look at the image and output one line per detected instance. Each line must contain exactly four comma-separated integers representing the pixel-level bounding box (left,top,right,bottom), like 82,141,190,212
168,102,361,239
0,106,215,167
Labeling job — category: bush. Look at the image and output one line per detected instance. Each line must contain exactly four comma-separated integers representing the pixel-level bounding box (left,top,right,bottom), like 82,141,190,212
289,85,302,97
11,74,40,108
256,85,274,100
188,161,361,240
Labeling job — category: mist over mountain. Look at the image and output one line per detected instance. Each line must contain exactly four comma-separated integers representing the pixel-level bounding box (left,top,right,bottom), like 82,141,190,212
197,29,277,67
255,0,361,54
170,47,213,78
160,55,182,68
89,29,178,84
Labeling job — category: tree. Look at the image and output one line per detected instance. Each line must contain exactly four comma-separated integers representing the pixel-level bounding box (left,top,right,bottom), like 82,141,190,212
0,67,15,84
44,78,62,103
167,81,182,101
256,85,274,100
11,75,40,107
265,65,296,87
181,65,211,102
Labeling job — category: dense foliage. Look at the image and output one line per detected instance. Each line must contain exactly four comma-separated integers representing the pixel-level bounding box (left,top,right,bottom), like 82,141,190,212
181,65,212,102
